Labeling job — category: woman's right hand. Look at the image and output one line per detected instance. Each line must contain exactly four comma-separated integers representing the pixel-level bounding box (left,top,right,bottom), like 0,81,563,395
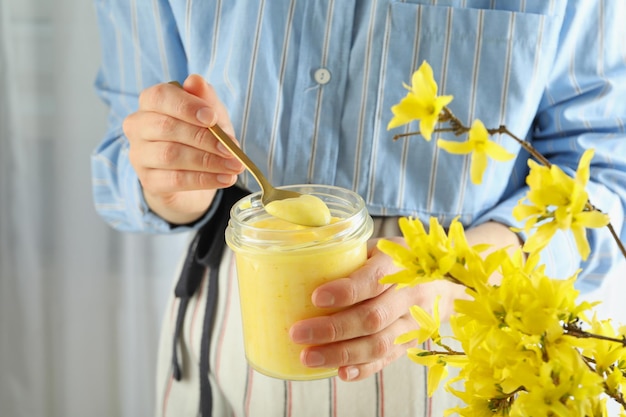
123,74,245,225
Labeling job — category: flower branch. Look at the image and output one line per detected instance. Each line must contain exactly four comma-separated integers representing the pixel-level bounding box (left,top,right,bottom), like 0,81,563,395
607,385,626,410
381,60,626,416
393,103,626,262
564,322,626,346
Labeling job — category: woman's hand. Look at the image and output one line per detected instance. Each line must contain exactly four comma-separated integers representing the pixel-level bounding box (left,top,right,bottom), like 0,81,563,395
123,74,244,225
289,238,463,381
289,221,522,382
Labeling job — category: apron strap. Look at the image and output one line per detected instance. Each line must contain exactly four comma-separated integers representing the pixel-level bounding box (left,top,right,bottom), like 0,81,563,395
170,186,248,416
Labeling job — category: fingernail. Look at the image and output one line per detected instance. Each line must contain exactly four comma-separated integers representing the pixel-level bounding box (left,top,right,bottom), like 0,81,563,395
217,174,235,185
196,107,216,126
315,290,335,308
225,158,242,171
303,351,325,367
216,142,232,156
345,366,359,380
290,326,313,344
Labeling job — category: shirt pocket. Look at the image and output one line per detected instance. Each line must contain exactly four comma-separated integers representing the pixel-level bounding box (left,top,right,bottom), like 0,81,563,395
366,2,564,225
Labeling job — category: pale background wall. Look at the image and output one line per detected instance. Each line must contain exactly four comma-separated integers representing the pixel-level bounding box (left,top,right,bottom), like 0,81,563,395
0,1,189,416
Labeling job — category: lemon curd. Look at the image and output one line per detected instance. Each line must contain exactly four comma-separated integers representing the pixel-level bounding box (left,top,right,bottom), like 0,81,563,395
226,185,373,380
264,194,332,227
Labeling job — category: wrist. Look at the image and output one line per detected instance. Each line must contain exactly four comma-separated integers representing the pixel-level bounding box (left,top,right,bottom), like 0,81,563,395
144,189,217,226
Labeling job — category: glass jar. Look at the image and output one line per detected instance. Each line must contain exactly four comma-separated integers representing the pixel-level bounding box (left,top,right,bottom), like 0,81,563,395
225,184,373,380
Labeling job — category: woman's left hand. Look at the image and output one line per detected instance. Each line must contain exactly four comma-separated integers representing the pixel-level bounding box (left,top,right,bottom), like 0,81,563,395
288,237,464,382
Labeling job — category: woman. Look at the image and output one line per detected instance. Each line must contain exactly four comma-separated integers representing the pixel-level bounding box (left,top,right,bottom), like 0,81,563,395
91,1,626,415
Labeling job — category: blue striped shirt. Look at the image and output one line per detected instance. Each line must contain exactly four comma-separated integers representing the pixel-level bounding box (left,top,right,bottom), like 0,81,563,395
91,0,626,290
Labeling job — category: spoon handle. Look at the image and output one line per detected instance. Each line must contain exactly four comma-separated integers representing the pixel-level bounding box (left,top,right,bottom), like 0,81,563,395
207,124,272,192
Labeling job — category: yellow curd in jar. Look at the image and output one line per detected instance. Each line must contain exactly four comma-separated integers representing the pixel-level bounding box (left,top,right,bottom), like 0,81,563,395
234,217,368,380
226,185,373,380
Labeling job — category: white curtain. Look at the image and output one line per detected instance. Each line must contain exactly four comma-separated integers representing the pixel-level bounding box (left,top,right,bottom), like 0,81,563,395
0,1,189,416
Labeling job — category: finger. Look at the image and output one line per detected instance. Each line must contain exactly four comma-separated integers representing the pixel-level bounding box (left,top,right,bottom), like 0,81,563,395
311,249,401,309
338,357,396,382
299,316,417,381
139,167,239,194
290,285,413,345
131,139,244,175
124,111,235,158
182,74,236,136
139,81,215,127
299,314,414,367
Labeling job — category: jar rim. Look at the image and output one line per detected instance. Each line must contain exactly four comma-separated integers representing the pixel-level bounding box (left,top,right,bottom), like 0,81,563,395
226,184,373,253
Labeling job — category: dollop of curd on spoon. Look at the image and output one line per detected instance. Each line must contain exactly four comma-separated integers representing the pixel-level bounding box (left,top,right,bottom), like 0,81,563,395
264,194,332,227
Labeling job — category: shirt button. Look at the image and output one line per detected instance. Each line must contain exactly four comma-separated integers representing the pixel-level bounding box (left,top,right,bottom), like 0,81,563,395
313,68,331,85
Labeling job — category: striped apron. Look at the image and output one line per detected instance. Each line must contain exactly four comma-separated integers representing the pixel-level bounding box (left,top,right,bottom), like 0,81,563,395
155,188,462,417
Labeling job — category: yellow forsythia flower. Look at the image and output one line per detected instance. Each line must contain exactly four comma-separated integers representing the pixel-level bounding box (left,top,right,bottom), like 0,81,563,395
407,349,467,397
437,119,515,184
513,149,609,260
376,217,457,287
387,61,453,140
395,296,441,345
384,59,625,416
574,315,626,374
